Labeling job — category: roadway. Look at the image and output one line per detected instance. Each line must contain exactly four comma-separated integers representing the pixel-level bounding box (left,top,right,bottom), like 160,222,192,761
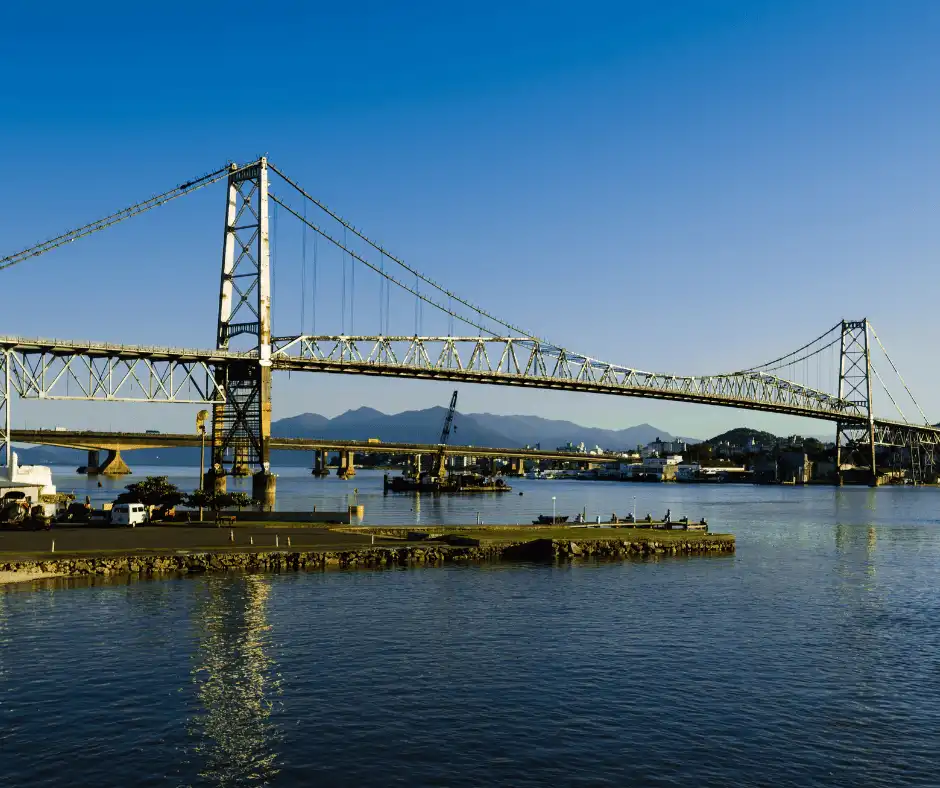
10,429,626,464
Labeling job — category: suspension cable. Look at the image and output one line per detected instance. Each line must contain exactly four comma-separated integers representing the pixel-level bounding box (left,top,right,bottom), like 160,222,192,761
0,163,244,272
301,200,307,331
268,163,544,341
757,335,843,374
738,322,843,373
269,193,533,339
869,323,930,424
312,233,318,334
871,362,907,422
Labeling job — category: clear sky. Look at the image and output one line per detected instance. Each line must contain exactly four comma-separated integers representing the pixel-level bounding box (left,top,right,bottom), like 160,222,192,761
2,1,939,440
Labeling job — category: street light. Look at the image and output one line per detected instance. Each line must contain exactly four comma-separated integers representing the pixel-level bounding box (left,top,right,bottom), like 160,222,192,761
196,410,209,522
552,495,556,523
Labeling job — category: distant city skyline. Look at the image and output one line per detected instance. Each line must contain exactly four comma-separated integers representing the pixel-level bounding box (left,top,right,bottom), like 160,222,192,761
4,1,939,439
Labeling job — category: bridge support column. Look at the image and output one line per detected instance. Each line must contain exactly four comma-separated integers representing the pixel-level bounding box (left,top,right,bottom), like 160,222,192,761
205,468,227,495
252,471,277,511
312,449,330,477
81,449,101,475
98,449,131,476
339,451,356,479
508,457,524,476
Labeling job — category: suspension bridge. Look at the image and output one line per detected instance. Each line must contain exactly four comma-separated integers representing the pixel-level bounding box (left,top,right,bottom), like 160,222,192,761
1,157,936,505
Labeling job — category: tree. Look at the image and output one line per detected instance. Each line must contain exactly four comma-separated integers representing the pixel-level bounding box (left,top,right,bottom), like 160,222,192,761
117,476,183,508
227,492,257,511
183,489,258,514
184,489,218,512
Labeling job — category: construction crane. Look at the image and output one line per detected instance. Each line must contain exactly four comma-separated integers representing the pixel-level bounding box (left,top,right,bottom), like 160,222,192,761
435,390,458,479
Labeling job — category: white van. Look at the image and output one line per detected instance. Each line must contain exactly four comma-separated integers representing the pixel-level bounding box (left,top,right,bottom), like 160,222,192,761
110,503,149,527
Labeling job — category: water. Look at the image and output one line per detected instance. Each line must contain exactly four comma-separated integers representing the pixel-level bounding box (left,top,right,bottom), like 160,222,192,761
3,471,940,786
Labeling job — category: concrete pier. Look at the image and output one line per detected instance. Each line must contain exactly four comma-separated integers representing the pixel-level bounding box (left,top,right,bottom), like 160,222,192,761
252,471,277,511
312,449,330,477
338,450,356,480
205,468,227,495
97,449,131,475
79,448,131,475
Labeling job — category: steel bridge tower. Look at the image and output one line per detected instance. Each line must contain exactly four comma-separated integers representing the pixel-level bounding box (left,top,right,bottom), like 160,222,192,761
835,319,877,487
208,158,276,507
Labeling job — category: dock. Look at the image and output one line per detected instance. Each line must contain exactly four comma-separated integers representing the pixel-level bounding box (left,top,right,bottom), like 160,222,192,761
0,523,734,583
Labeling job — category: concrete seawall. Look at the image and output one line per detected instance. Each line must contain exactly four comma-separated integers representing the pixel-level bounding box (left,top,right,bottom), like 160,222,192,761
0,537,735,581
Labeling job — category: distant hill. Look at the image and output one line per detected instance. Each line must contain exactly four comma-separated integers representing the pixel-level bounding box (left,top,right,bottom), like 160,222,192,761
706,427,778,446
463,413,681,451
273,407,680,451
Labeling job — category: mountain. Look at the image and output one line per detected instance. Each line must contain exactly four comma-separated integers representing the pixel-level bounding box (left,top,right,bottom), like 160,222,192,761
274,406,515,448
465,413,681,451
273,407,680,451
271,412,330,435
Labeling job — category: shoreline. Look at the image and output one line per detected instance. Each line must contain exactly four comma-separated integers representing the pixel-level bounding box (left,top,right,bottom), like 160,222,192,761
0,530,734,584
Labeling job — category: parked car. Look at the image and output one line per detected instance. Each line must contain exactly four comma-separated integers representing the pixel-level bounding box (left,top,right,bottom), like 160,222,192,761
110,503,149,526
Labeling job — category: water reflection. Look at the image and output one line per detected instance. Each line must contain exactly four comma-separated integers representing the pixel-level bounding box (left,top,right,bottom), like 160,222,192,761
188,575,283,786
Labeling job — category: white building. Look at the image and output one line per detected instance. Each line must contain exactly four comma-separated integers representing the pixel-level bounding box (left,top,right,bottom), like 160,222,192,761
1,453,57,499
0,453,61,517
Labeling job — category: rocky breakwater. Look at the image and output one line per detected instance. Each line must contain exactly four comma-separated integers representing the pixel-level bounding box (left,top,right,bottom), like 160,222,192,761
0,537,734,581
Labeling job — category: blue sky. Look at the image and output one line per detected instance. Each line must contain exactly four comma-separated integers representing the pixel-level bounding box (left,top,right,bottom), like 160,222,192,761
2,1,939,440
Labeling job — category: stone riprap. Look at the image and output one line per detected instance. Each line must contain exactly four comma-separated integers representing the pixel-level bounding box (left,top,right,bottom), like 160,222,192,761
0,537,734,581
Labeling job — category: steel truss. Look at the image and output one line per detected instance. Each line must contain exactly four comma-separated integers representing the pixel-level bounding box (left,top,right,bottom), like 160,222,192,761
0,338,229,403
270,335,863,420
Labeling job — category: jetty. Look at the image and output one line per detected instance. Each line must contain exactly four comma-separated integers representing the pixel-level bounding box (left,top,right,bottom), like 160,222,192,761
0,523,734,583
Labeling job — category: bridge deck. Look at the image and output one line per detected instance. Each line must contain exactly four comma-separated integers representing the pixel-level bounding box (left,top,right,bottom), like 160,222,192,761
10,430,626,462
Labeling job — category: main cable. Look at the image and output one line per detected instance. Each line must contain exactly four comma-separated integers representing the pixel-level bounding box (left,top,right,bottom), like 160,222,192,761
0,163,245,272
267,163,545,341
869,323,930,425
269,193,538,339
737,322,842,373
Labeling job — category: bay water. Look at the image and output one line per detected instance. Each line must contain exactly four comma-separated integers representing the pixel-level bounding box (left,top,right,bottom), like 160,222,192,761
2,467,940,785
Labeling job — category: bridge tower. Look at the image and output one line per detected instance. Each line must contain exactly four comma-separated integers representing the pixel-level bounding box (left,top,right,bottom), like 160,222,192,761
209,158,276,508
835,319,877,487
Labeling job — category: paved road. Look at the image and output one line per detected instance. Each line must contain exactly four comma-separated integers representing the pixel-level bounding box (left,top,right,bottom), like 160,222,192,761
0,525,401,559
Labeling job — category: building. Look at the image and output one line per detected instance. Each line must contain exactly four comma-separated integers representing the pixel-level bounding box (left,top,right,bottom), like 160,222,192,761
622,455,683,481
642,437,688,458
0,453,61,518
779,452,812,484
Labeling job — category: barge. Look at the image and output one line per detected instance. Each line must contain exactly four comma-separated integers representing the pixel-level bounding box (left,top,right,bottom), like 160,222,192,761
384,472,512,494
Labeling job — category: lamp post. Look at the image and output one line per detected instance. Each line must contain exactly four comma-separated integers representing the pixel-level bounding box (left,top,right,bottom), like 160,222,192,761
552,495,557,523
633,496,636,521
196,410,209,522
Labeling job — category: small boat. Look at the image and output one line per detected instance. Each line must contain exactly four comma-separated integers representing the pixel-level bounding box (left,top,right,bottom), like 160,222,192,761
533,514,569,524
